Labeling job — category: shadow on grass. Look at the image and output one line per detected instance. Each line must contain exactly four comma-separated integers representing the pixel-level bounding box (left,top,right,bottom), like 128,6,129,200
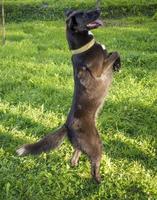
0,130,29,154
64,178,100,200
0,110,51,135
7,34,26,42
0,79,72,114
101,100,157,171
0,110,60,154
104,139,157,172
101,98,157,137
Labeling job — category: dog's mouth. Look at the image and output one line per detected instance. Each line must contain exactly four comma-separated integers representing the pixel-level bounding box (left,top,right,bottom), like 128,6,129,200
86,19,103,29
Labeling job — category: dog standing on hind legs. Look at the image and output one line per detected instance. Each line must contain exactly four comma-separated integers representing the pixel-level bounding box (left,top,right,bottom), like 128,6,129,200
16,9,121,184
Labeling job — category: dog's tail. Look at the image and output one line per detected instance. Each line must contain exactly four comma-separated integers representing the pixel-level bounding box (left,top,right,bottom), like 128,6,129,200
16,125,67,156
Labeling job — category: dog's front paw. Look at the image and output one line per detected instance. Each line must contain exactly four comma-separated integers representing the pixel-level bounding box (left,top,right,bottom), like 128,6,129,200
113,56,121,72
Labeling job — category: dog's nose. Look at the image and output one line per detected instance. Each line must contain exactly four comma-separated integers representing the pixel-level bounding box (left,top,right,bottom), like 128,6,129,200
96,8,101,12
95,8,101,15
95,8,101,14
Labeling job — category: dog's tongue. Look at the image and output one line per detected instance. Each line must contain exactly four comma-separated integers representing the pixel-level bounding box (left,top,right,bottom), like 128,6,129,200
87,19,103,28
94,19,103,26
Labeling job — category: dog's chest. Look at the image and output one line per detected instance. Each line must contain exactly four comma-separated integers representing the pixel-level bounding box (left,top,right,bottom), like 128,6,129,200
76,65,113,98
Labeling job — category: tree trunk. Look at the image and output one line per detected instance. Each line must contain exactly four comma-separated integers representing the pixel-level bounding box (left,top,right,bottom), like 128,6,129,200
1,0,5,45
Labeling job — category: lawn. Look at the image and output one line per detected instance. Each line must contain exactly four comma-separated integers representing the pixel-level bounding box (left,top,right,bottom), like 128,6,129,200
0,16,157,199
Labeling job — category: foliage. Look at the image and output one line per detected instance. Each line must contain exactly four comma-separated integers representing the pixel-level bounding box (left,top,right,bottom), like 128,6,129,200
152,12,157,21
0,16,157,199
2,0,157,22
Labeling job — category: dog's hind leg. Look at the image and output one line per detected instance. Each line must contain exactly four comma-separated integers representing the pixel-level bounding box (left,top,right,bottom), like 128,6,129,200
86,134,102,183
91,156,101,184
80,133,102,183
71,149,81,167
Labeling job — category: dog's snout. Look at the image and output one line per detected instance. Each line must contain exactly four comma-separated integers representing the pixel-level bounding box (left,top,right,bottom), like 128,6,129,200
94,8,101,15
93,9,101,19
95,8,101,13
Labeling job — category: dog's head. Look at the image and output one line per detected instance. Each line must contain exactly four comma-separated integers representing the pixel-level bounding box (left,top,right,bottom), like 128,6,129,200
65,9,103,32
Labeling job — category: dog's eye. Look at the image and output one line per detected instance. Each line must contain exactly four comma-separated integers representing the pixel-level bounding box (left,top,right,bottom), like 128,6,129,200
83,13,88,18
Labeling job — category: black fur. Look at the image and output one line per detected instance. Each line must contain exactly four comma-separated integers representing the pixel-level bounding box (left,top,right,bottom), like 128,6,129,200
16,9,121,184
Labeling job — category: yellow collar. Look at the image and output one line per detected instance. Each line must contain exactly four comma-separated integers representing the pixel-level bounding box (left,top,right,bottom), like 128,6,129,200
71,38,95,55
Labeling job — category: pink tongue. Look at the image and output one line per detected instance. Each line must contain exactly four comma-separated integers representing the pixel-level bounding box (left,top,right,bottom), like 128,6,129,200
87,23,97,28
87,19,103,27
95,19,103,26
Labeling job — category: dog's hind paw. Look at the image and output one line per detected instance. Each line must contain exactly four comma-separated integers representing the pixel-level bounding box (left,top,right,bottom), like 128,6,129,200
94,175,101,184
16,146,27,156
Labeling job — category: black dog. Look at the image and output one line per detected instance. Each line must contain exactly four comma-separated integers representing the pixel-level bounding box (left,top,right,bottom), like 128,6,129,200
17,9,121,183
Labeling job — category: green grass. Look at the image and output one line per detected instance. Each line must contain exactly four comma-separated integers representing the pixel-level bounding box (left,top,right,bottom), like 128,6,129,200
0,17,157,199
5,0,157,6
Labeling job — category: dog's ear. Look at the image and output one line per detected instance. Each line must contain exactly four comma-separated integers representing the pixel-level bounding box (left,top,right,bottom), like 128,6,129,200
65,10,76,29
66,17,74,29
64,9,74,17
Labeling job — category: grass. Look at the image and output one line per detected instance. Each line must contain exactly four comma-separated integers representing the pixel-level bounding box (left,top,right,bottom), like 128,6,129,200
0,16,157,199
5,0,157,6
